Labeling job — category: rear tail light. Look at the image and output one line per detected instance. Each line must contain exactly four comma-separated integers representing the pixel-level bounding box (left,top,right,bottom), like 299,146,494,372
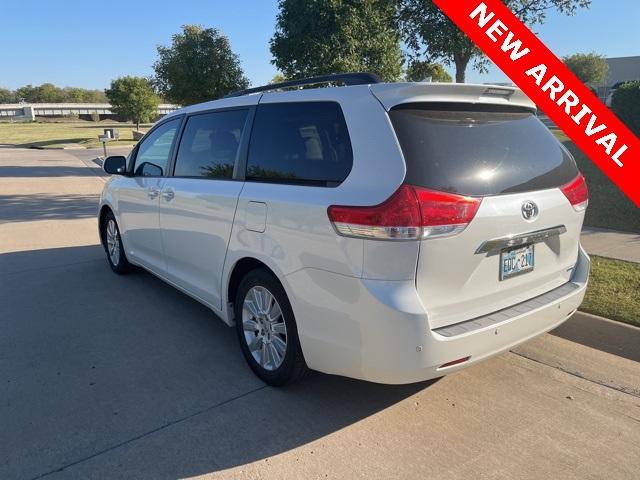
327,185,482,240
560,173,589,212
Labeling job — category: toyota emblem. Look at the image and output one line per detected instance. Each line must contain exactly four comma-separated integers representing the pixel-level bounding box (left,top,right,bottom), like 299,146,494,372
521,201,539,221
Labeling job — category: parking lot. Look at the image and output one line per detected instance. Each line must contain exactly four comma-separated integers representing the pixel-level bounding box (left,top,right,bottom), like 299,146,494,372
1,147,639,480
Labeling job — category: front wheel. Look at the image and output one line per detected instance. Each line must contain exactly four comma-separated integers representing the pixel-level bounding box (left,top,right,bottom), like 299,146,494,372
235,269,308,386
101,211,132,274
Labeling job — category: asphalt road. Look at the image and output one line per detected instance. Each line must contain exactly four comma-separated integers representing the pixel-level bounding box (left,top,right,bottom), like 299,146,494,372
1,147,639,480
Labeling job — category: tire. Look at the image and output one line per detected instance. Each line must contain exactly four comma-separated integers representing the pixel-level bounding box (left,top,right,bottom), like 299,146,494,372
101,211,132,275
235,268,309,386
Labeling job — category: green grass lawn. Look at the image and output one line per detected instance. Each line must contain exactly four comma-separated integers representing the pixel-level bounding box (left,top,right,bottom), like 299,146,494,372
581,255,640,327
552,129,640,233
0,121,151,149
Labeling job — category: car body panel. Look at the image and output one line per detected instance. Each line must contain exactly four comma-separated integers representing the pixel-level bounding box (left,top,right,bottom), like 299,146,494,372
159,178,244,310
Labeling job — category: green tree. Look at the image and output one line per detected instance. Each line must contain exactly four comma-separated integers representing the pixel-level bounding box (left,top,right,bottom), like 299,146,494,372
399,0,591,83
0,88,15,103
15,85,36,102
105,76,159,130
64,87,89,103
612,81,640,137
563,52,609,87
153,25,249,105
270,73,288,84
405,60,452,82
15,83,66,102
35,83,67,102
270,0,403,82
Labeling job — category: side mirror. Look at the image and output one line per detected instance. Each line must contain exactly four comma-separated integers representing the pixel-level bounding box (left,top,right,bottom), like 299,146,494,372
136,162,163,177
103,156,127,175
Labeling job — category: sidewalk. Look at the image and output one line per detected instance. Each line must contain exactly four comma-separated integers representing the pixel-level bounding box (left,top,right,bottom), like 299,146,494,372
581,227,640,264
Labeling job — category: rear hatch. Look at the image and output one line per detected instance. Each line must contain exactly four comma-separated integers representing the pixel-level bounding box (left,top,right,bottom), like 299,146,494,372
383,92,586,329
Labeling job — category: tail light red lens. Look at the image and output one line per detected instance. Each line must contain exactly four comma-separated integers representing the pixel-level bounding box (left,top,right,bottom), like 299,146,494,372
560,173,589,212
327,185,482,240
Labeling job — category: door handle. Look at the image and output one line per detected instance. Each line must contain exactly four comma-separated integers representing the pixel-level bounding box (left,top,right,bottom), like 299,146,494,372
162,188,175,201
147,187,160,199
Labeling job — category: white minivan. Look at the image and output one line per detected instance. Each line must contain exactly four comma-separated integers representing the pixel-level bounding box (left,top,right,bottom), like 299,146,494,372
99,73,590,386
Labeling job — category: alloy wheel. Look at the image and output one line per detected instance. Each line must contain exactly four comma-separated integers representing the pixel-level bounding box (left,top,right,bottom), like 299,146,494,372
242,286,288,371
106,219,120,267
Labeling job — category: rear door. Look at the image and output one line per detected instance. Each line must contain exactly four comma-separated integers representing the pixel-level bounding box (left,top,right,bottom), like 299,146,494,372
159,108,251,309
388,103,586,329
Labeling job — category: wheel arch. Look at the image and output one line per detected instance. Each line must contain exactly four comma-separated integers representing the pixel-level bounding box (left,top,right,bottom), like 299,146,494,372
227,257,275,311
98,204,113,248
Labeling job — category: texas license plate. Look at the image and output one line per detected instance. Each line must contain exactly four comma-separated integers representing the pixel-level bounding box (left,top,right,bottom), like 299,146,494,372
500,244,535,280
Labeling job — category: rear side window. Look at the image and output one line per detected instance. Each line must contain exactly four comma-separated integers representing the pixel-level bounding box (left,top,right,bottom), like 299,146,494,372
174,109,248,179
389,103,579,196
246,102,353,187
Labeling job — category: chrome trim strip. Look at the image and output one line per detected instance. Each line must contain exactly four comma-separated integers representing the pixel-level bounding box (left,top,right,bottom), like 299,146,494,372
475,225,567,255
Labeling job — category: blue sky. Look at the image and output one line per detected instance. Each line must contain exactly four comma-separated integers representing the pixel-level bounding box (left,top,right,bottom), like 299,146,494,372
1,0,638,90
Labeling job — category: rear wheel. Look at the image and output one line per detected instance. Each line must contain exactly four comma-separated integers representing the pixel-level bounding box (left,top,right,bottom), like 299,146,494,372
102,211,132,274
235,268,308,386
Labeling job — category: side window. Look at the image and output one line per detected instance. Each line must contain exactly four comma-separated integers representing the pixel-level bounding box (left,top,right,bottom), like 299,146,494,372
246,102,353,187
174,109,248,179
133,118,181,177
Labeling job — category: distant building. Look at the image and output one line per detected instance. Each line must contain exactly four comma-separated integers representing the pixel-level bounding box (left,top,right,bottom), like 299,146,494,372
605,56,640,88
0,103,179,122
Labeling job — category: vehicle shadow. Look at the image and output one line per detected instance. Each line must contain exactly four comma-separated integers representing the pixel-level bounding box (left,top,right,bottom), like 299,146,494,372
0,245,433,479
0,193,99,222
550,313,640,363
0,165,99,177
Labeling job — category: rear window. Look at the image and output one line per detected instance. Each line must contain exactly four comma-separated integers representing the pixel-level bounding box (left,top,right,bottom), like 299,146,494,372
246,102,353,187
389,103,578,196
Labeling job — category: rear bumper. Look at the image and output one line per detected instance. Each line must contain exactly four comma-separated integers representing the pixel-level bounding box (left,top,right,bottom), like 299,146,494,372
285,245,590,384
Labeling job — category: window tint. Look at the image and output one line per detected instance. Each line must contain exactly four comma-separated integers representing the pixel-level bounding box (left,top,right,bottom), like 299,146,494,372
133,118,181,177
174,109,248,179
247,102,352,186
389,104,579,196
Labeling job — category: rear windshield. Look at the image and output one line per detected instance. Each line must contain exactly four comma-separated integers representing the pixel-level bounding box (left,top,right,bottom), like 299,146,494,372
389,103,578,196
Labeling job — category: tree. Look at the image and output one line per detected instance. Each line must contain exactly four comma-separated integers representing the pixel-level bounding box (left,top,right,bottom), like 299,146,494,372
405,60,452,82
154,25,249,105
399,0,591,83
15,83,66,103
612,81,640,137
563,52,609,87
0,88,15,103
270,73,288,84
271,0,403,82
105,76,159,130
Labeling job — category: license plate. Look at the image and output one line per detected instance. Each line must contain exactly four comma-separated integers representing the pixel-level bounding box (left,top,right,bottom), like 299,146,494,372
500,244,535,280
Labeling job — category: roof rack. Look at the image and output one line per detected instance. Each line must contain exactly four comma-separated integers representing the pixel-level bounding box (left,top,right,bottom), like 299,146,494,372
225,72,382,98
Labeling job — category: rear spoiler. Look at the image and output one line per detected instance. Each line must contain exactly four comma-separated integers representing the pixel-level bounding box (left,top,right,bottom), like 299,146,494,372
370,82,536,112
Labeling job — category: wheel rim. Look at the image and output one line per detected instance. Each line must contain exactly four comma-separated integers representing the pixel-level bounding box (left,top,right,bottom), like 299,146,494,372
242,286,287,371
106,219,120,266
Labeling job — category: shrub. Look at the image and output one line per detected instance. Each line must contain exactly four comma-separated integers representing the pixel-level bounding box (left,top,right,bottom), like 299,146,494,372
611,81,640,136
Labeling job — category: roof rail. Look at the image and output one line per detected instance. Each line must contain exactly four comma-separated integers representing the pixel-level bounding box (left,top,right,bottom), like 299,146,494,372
225,72,382,98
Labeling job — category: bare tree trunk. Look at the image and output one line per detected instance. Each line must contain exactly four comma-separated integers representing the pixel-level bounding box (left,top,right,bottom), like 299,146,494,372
454,53,471,83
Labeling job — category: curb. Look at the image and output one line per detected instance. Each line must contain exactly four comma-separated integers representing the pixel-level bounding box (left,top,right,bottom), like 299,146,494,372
553,311,640,362
574,310,640,331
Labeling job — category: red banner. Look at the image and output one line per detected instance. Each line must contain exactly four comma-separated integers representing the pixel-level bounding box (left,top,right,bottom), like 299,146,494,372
432,0,640,207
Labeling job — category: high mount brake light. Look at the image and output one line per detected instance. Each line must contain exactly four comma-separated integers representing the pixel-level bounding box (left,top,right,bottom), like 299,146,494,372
327,185,482,240
560,173,589,212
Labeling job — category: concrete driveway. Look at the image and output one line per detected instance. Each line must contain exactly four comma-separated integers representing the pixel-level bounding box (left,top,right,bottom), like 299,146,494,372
1,148,639,480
